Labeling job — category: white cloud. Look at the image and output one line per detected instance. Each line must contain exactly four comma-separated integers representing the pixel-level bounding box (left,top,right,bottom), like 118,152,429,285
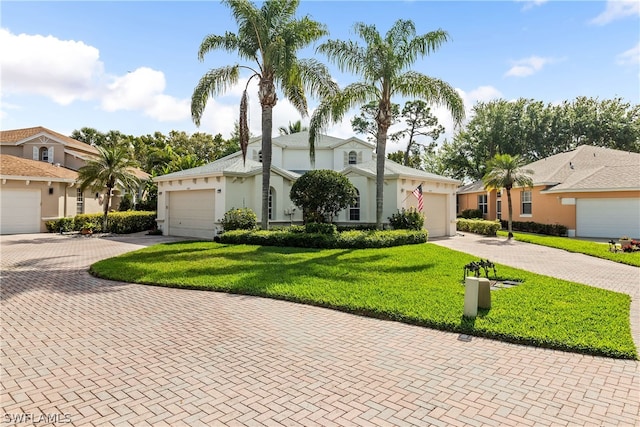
616,42,640,66
0,28,103,105
0,28,189,122
505,56,555,77
516,0,549,11
101,67,190,121
590,0,640,25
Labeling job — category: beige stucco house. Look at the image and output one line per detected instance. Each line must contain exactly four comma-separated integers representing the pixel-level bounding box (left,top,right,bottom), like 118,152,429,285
457,146,640,239
154,132,460,239
0,126,148,234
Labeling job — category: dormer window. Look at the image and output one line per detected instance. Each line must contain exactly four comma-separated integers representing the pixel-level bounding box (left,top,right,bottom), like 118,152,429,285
348,151,357,165
40,147,49,162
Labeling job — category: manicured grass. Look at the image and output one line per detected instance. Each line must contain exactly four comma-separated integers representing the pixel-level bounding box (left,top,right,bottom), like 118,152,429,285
497,230,640,267
90,242,637,359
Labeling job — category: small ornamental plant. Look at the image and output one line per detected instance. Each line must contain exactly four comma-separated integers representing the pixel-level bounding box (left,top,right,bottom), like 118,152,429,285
388,208,424,230
221,208,258,231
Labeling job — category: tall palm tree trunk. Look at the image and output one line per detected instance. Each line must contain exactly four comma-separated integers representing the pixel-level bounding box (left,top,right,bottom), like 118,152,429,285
505,187,514,239
259,79,276,230
375,128,389,230
102,186,112,232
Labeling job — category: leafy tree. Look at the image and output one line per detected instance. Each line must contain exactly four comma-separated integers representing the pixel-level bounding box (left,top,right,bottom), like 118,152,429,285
351,101,402,143
310,19,464,229
290,170,357,223
279,120,308,135
191,0,336,229
482,154,533,239
446,97,640,181
77,142,141,231
387,150,422,169
397,100,444,167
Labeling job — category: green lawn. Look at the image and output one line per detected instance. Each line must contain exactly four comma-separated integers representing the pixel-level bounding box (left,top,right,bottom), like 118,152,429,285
91,241,637,359
497,230,640,267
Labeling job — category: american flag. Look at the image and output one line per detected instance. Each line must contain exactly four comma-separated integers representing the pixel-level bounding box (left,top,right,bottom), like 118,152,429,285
412,184,423,211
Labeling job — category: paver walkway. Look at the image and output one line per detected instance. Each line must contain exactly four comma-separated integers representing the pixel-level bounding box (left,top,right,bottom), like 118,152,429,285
1,233,639,426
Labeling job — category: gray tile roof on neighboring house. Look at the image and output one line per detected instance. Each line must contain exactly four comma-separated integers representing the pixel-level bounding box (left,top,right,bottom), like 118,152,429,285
528,145,640,192
344,159,460,184
457,180,485,194
153,155,300,182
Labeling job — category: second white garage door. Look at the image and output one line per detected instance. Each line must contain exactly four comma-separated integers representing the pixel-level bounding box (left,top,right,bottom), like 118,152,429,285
0,189,41,234
168,190,216,239
576,198,640,239
424,193,447,238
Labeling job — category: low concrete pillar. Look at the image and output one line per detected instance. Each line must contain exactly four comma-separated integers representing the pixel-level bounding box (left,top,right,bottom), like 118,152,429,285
464,277,479,318
478,278,491,309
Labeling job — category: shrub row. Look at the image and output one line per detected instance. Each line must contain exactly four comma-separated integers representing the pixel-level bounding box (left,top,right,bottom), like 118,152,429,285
500,220,568,236
46,211,156,234
456,219,501,236
219,229,428,249
458,208,484,219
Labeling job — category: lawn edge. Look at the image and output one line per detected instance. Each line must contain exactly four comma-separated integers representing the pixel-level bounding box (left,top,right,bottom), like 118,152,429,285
89,265,638,361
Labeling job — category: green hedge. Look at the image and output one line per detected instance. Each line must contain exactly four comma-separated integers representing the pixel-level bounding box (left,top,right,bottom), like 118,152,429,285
458,208,484,219
45,217,75,233
219,229,428,249
500,220,568,236
456,219,501,236
46,211,156,234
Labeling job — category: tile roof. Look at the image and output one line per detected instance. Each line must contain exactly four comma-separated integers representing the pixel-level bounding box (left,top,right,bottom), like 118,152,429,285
153,155,300,181
528,145,640,192
249,132,374,149
457,180,485,194
0,126,99,155
344,159,460,184
0,154,78,181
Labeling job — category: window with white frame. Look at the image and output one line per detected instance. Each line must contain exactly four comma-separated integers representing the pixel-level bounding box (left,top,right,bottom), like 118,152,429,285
349,189,360,220
40,147,49,162
496,200,502,220
76,189,84,214
348,151,357,165
521,190,532,215
478,194,488,215
268,187,274,220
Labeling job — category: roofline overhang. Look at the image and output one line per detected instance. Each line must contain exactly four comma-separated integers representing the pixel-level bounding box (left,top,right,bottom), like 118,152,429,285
0,174,76,183
540,187,640,194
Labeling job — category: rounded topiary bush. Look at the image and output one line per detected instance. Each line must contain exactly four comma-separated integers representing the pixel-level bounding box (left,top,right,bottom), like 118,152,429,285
221,207,258,231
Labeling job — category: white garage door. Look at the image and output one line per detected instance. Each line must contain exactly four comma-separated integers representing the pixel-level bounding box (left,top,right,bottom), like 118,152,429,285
576,198,640,239
0,189,41,234
168,190,216,239
424,193,447,238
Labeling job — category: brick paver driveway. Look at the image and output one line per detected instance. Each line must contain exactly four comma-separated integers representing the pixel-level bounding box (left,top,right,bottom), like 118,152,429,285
1,233,639,426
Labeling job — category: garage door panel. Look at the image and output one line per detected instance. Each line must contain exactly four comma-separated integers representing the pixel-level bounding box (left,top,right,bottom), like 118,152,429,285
577,198,640,239
1,189,41,234
168,190,216,239
424,194,447,238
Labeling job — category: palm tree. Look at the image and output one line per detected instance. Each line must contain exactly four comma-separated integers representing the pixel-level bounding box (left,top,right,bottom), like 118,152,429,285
191,0,336,229
309,19,465,229
278,120,308,135
482,154,534,239
77,144,141,232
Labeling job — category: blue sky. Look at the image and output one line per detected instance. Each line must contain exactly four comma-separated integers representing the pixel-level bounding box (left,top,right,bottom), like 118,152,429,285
1,0,638,152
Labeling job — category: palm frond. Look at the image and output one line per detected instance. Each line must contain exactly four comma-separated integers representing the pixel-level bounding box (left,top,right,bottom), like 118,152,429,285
296,58,340,100
393,71,465,125
317,39,367,76
198,33,241,61
191,65,241,126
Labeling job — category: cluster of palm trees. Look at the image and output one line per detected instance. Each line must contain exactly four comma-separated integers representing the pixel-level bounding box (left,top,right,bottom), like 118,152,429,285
80,0,531,237
190,0,465,230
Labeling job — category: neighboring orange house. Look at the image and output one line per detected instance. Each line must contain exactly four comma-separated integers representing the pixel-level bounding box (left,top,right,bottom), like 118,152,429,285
0,126,148,234
457,146,640,239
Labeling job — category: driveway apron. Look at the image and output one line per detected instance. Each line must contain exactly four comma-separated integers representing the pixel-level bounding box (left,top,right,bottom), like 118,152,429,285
1,233,639,426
